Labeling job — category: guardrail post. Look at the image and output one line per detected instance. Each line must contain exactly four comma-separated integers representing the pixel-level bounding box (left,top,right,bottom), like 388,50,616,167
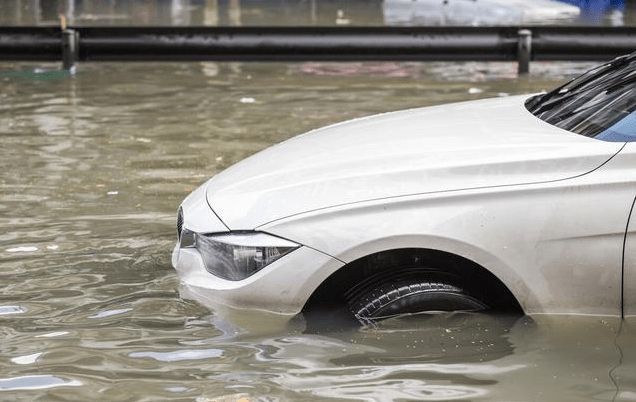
61,28,78,72
517,29,532,75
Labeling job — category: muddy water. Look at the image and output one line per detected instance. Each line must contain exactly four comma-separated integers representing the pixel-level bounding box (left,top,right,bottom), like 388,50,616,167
1,60,635,401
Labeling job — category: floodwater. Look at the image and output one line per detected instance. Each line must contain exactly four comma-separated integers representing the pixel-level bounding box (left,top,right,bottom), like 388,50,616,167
2,60,636,401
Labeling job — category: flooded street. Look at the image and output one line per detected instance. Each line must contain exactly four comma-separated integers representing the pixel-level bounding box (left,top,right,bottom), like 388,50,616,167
1,60,636,401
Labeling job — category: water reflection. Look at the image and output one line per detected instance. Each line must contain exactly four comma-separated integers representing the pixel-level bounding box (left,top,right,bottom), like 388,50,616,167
0,60,626,400
181,312,620,401
10,352,42,365
0,375,82,391
129,348,224,362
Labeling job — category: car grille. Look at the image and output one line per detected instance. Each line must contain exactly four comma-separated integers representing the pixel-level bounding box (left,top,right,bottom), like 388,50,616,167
176,207,183,239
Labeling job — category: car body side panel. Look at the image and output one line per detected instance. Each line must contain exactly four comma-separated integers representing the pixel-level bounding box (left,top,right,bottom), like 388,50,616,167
617,144,636,317
260,152,636,317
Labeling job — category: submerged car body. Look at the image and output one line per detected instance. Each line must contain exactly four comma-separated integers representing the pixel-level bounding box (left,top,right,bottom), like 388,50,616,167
173,54,636,321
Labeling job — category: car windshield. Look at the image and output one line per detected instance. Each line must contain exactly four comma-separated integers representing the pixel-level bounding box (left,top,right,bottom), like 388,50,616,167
526,53,636,142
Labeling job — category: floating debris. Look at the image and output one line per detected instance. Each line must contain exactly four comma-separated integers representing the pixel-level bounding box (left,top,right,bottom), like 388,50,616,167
239,97,256,104
336,9,350,25
468,87,484,94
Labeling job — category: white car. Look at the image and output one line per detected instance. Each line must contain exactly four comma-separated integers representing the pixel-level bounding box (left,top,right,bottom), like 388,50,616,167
173,54,636,324
383,0,580,27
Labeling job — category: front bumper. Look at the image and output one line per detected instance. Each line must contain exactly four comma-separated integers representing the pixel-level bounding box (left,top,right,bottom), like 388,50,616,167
174,180,344,315
171,241,343,315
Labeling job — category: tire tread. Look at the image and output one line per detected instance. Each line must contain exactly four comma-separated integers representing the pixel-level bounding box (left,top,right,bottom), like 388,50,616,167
351,280,486,324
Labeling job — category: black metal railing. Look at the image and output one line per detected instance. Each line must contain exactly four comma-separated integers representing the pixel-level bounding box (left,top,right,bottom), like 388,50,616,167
1,26,635,73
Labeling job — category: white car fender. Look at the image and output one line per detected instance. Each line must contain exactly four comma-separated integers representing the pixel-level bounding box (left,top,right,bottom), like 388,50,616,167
260,150,636,317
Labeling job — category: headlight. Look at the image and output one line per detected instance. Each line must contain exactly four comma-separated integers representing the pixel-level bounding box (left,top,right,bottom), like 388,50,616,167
181,230,299,281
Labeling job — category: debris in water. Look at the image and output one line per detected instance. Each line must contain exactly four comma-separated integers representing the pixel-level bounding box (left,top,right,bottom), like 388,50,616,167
239,97,256,104
336,9,350,25
107,191,119,195
468,87,484,94
46,245,59,250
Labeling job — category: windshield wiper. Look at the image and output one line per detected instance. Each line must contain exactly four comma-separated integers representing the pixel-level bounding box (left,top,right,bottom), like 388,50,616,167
528,54,633,113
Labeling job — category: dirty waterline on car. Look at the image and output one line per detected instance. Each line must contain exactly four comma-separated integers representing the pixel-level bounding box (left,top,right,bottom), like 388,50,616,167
1,60,635,400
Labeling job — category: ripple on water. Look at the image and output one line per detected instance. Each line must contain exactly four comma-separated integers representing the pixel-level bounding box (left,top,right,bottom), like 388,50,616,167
306,380,489,401
129,348,223,362
34,331,69,338
89,308,133,319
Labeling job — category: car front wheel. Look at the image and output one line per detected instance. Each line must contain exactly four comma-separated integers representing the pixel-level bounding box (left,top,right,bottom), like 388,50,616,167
348,277,488,325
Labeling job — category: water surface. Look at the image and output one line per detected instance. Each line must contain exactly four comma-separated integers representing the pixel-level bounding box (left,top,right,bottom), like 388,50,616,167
1,60,634,401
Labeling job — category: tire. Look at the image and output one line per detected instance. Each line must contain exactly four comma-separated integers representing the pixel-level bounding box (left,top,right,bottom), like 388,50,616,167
349,278,488,325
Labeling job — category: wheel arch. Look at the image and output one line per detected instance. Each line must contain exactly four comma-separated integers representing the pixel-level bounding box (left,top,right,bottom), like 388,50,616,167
302,239,529,316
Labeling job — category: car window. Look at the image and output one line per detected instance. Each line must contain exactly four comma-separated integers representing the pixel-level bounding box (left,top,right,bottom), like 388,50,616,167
526,54,636,142
595,109,636,142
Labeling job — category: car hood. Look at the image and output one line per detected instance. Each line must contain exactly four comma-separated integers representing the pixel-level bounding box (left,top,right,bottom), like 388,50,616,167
206,95,623,229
